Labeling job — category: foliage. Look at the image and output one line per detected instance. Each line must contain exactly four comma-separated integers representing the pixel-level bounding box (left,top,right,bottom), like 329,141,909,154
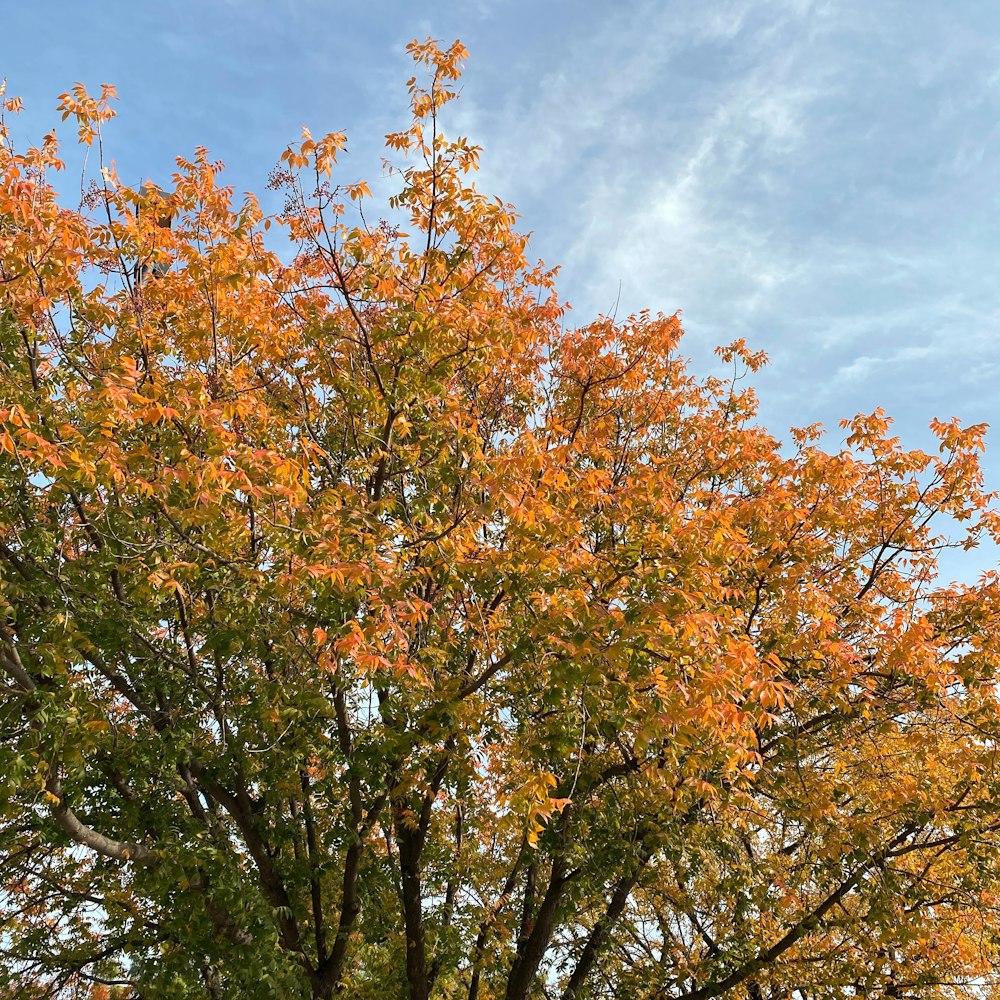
3,41,1000,1000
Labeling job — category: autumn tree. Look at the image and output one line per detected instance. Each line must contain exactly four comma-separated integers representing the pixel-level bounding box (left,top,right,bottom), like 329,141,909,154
3,41,1000,1000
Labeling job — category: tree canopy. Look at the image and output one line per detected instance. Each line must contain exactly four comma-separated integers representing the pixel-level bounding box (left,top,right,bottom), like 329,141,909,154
3,39,1000,1000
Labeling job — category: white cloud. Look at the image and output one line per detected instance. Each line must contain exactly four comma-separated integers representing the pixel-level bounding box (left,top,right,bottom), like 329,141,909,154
452,4,838,320
833,344,938,384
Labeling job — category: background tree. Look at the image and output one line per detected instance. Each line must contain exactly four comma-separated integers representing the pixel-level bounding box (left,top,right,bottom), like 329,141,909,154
3,41,1000,1000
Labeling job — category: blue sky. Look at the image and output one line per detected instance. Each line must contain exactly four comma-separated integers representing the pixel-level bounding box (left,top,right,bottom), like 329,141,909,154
3,0,999,569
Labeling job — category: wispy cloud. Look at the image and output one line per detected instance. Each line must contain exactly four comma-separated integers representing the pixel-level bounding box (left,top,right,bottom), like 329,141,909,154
444,0,1000,441
446,2,838,330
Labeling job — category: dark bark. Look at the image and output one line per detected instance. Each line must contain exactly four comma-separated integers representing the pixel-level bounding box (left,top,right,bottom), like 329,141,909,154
467,841,528,1000
563,845,653,998
300,770,327,966
505,857,574,1000
397,820,429,1000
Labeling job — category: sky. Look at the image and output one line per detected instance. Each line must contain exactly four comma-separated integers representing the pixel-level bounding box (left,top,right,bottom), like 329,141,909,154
2,0,999,573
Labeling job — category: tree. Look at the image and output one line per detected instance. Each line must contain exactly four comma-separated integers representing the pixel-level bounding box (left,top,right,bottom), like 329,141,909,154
2,40,1000,1000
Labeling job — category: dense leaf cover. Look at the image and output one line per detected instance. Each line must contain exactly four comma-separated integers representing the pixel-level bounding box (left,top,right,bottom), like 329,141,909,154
3,40,1000,1000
